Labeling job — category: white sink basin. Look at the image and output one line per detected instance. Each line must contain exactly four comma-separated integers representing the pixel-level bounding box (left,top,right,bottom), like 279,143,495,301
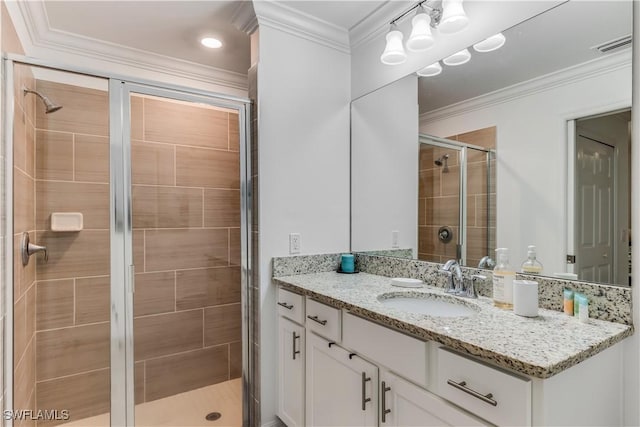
378,292,479,317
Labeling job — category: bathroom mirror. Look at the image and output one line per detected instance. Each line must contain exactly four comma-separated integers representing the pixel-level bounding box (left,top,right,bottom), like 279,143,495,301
351,0,632,287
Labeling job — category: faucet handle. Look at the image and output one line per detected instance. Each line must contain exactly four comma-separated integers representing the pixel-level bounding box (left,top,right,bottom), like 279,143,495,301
472,274,487,282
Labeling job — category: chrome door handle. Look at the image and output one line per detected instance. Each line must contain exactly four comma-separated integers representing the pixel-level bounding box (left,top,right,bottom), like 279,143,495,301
447,379,497,406
292,332,300,360
277,301,294,310
381,381,391,422
307,315,327,326
21,232,48,266
361,372,371,411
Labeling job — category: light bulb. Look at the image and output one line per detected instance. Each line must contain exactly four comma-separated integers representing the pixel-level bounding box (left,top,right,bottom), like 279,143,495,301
417,62,442,77
201,37,222,49
380,25,407,65
473,33,506,52
443,48,471,66
406,7,435,52
439,0,469,34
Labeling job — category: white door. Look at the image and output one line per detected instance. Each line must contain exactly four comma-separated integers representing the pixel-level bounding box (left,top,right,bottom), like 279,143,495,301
575,135,615,283
306,333,378,427
278,317,305,427
380,371,487,427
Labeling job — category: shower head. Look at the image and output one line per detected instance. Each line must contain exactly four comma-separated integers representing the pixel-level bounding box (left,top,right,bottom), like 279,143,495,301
434,154,449,166
23,87,63,114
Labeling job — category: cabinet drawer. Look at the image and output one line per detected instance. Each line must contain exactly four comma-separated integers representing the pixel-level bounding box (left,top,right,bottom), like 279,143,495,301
277,288,304,323
437,347,531,426
343,312,428,388
305,298,341,342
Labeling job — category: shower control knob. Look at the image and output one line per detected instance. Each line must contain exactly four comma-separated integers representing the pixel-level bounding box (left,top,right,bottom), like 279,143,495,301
438,226,454,243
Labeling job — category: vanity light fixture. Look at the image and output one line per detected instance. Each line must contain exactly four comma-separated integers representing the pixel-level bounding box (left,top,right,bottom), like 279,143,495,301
438,0,469,34
473,33,506,52
201,37,222,49
380,0,469,65
406,6,435,52
443,48,471,66
380,24,408,65
416,61,442,76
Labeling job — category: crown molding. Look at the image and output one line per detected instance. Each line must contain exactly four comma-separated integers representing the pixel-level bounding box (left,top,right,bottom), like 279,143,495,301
419,50,632,126
349,1,411,49
9,0,248,91
253,0,350,54
231,1,259,35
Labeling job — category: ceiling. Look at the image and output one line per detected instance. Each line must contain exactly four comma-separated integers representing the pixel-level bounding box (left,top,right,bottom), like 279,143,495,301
43,1,252,74
419,0,633,113
39,0,396,78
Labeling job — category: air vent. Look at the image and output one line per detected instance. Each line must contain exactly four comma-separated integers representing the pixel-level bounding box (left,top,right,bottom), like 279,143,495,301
592,35,632,54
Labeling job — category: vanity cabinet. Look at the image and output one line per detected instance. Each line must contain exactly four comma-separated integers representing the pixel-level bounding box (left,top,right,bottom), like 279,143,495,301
380,370,487,427
275,287,624,427
277,288,306,427
306,332,378,426
278,317,305,427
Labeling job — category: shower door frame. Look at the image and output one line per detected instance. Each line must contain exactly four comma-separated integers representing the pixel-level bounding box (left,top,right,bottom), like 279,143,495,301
3,55,254,427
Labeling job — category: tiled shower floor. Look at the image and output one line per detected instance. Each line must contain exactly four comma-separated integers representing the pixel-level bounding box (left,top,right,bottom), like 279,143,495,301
62,378,242,427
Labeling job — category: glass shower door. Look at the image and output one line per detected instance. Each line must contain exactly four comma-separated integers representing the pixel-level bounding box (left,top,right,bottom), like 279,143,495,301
124,86,245,427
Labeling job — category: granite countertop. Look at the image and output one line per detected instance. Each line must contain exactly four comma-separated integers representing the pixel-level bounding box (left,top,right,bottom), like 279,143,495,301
274,271,633,379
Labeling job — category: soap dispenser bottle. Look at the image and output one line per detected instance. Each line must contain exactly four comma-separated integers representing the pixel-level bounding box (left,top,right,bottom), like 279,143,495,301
521,245,543,275
493,248,515,309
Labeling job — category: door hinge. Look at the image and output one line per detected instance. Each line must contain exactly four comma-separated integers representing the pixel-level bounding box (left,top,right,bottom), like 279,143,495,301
566,255,576,264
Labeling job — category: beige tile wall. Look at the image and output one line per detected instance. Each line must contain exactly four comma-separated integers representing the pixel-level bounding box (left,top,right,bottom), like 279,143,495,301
32,83,242,425
32,80,111,427
13,60,37,427
130,93,242,404
418,127,496,266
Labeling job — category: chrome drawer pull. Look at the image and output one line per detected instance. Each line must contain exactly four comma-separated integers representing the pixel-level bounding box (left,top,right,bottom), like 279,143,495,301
447,379,497,407
361,372,372,411
381,381,391,422
277,301,294,310
307,315,327,326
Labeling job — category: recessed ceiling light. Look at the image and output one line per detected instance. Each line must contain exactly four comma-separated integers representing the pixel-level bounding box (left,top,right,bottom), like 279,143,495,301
201,37,222,49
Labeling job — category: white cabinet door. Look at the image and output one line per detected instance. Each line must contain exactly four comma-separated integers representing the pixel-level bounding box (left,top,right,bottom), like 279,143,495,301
278,317,305,427
306,332,378,427
380,371,488,427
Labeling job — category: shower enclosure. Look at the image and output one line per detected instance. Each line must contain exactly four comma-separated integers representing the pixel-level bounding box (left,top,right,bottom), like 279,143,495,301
418,134,495,267
4,57,253,426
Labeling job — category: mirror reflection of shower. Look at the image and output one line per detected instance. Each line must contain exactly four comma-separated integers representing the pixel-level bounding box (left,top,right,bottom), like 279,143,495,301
23,86,63,113
434,154,449,172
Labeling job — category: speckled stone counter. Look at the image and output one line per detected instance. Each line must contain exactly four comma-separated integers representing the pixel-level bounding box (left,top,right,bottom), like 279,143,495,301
273,271,632,379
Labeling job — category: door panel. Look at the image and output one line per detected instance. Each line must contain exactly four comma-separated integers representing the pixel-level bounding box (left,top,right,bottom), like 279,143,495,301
576,135,614,283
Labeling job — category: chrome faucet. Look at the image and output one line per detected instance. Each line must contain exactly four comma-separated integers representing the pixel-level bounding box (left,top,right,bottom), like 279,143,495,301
478,256,496,270
439,259,463,294
461,274,487,299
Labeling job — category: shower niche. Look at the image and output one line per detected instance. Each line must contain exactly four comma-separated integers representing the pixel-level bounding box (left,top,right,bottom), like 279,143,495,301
418,130,496,267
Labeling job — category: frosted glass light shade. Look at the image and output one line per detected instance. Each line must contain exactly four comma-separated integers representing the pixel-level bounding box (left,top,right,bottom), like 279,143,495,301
439,0,469,34
417,62,442,77
380,27,407,65
406,10,435,52
443,48,471,66
473,33,506,52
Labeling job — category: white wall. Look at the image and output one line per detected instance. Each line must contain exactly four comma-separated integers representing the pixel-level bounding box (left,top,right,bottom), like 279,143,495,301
254,22,351,426
420,54,632,276
624,3,640,425
351,75,418,253
350,1,563,99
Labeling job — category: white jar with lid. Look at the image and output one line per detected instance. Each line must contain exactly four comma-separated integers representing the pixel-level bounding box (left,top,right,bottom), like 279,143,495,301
512,280,538,317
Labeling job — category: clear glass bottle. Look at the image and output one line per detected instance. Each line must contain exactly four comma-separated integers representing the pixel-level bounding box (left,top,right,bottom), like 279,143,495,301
521,245,543,275
493,248,515,309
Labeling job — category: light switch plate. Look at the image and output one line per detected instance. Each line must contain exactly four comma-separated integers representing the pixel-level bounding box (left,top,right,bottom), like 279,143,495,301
289,233,301,254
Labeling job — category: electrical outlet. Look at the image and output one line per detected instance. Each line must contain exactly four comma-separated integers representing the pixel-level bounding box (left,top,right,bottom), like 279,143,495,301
289,233,301,254
392,230,399,248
